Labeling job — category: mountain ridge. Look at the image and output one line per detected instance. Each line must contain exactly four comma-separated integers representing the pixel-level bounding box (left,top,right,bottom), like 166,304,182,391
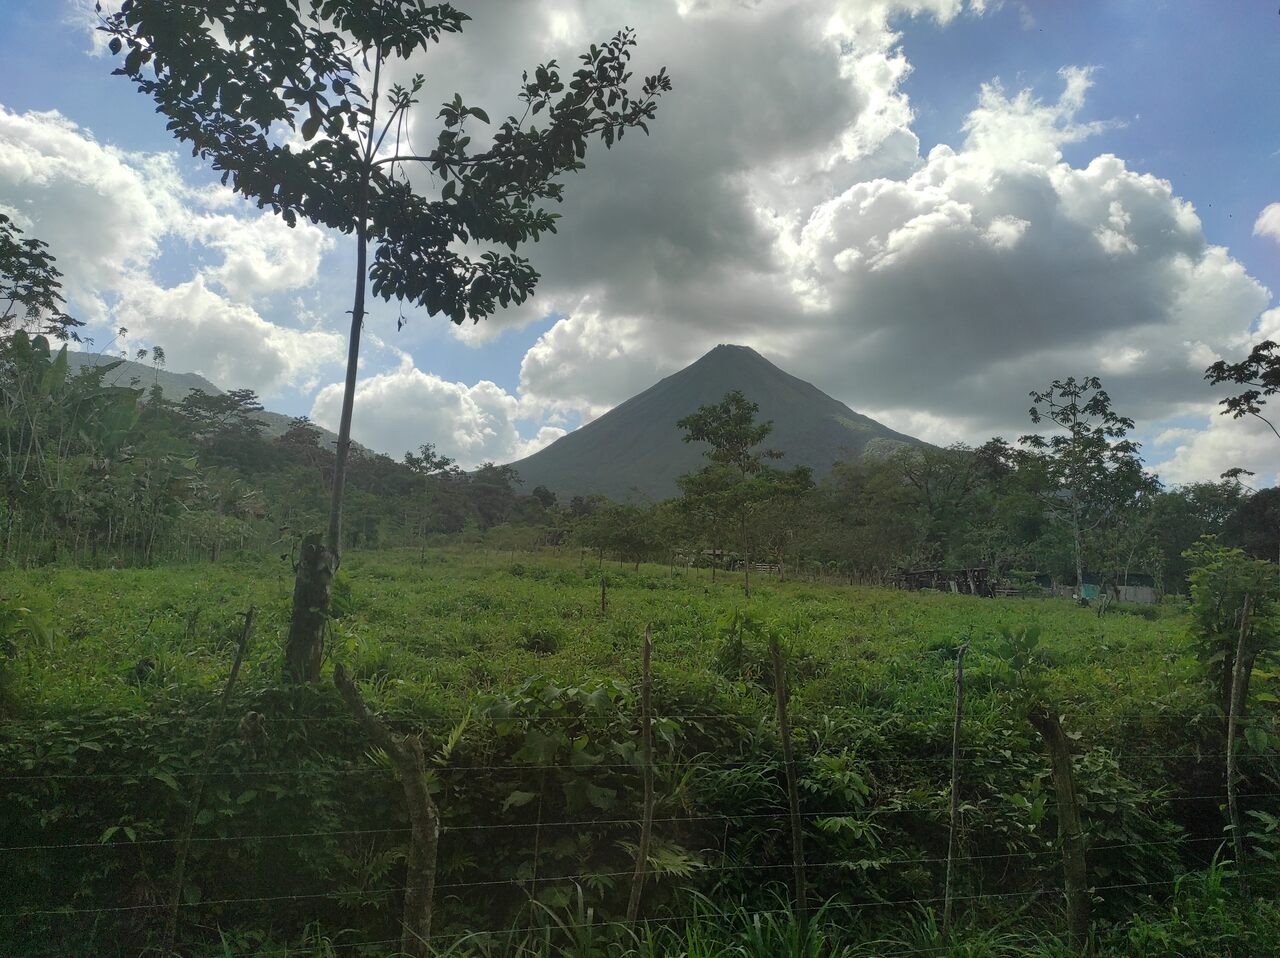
63,350,339,445
506,344,925,500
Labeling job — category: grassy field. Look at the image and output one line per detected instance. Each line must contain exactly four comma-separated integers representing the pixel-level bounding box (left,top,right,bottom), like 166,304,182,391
6,547,1200,721
2,548,1276,956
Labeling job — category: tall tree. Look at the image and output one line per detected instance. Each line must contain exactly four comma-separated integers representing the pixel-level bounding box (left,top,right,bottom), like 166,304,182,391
677,390,811,596
1019,376,1156,595
103,1,670,680
677,390,779,476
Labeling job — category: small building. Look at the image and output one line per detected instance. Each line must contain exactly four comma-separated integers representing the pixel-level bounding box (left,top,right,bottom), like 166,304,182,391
1038,573,1159,605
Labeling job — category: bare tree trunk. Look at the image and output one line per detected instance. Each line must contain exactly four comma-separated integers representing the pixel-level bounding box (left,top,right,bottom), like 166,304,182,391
1071,498,1085,602
285,49,382,683
1227,595,1253,896
335,664,439,957
285,533,337,682
627,626,655,923
162,608,255,956
943,642,970,934
1029,706,1093,957
770,636,807,939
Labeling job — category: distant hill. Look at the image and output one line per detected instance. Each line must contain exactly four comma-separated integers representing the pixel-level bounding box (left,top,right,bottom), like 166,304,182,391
64,350,339,445
506,344,926,501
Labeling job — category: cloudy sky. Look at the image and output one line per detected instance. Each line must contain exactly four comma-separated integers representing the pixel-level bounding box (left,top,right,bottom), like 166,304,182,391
1,1,1277,483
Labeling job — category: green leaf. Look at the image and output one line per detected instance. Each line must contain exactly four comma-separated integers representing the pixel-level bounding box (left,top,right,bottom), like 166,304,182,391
153,771,180,791
301,114,321,142
502,790,537,812
584,782,616,810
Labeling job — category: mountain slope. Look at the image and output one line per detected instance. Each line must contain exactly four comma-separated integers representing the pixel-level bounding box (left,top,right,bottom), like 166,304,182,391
64,350,337,444
507,344,925,500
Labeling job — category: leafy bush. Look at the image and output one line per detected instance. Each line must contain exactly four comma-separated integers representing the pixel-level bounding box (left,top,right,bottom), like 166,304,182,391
3,548,1278,954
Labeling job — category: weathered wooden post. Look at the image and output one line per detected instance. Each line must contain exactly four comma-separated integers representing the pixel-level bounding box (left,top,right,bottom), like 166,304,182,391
627,625,656,923
1226,595,1252,896
1029,706,1092,957
943,641,970,934
770,635,808,939
335,664,441,957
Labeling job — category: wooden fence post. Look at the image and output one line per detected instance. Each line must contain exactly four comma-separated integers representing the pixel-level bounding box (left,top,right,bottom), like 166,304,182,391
1029,706,1093,957
1227,594,1252,896
770,635,808,939
335,664,440,958
162,607,255,956
943,641,970,935
600,575,608,615
627,625,656,923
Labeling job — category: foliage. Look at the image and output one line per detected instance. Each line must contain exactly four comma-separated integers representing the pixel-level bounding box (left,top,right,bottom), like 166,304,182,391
103,2,669,326
101,0,672,678
1019,376,1157,591
0,214,80,341
3,548,1277,954
677,391,814,581
1184,537,1280,714
1117,858,1280,957
1205,340,1280,443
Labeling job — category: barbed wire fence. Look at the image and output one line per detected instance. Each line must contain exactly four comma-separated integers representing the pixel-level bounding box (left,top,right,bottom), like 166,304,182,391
2,614,1277,957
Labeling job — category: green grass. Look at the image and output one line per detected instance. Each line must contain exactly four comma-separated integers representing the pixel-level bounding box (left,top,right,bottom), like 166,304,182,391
4,547,1199,728
1,547,1272,957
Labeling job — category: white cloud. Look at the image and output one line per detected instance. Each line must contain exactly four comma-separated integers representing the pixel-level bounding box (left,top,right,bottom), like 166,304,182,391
21,1,1280,486
310,355,557,468
518,305,664,419
113,275,345,396
0,105,345,395
1153,407,1280,487
66,0,123,55
478,38,1271,463
195,212,334,301
0,107,185,321
1255,202,1280,243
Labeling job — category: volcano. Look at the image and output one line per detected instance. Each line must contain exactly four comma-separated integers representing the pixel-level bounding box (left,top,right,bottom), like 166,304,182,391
506,344,925,500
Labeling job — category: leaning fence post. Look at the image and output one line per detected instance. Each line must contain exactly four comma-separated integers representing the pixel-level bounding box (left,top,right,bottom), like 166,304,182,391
1029,705,1093,957
1226,594,1252,897
335,664,441,958
627,625,656,923
770,635,808,939
943,640,970,935
162,606,255,956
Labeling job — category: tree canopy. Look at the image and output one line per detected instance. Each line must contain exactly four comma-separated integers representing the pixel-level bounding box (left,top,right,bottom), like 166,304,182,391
0,214,80,342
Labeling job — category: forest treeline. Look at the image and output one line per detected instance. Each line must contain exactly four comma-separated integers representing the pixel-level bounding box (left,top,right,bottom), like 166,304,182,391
3,329,1276,594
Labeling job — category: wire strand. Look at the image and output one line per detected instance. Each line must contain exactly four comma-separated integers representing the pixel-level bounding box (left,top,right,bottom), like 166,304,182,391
4,790,1270,853
0,833,1247,919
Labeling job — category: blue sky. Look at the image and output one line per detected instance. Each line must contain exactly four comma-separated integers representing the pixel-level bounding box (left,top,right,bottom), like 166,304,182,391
907,2,1279,293
1,1,1277,480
